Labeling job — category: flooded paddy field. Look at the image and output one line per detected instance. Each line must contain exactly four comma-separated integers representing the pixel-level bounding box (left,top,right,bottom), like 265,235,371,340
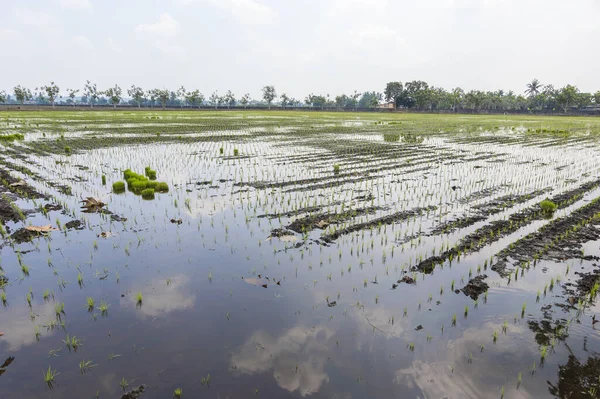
1,110,600,398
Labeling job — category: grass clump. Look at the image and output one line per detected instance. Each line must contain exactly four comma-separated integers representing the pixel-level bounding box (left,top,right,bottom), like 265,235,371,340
333,164,340,174
131,180,148,194
155,182,169,192
112,181,126,193
540,198,557,215
141,188,155,200
0,133,25,142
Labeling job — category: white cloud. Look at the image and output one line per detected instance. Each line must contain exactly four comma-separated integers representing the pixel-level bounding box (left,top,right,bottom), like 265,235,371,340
59,0,93,11
231,325,334,396
349,24,405,46
72,35,93,50
176,0,276,25
105,38,123,53
120,274,196,318
12,7,62,31
135,13,181,37
0,302,56,352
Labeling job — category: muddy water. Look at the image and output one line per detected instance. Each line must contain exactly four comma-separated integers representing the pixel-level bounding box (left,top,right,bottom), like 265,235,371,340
1,128,599,398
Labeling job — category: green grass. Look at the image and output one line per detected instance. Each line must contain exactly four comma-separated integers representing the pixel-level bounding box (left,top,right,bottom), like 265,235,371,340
540,199,558,214
0,133,25,141
112,181,125,192
155,182,169,192
141,188,155,199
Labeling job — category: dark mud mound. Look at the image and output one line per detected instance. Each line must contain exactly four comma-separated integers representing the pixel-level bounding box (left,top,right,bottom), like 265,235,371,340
11,228,42,243
121,385,146,399
286,206,381,234
65,220,84,230
461,275,489,300
492,195,600,276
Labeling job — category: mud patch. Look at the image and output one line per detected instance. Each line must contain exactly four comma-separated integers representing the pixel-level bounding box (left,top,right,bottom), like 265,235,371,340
460,275,489,300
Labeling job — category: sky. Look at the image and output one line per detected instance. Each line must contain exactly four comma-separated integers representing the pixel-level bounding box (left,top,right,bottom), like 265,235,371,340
1,0,599,100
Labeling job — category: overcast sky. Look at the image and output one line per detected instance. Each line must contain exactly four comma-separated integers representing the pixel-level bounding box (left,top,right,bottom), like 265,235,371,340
1,0,599,99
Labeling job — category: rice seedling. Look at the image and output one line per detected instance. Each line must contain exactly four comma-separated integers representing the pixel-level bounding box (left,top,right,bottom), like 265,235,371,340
42,365,59,388
62,334,83,352
79,359,97,374
98,300,110,315
85,297,95,312
135,292,143,305
174,387,183,398
55,302,65,319
201,373,211,387
120,377,129,391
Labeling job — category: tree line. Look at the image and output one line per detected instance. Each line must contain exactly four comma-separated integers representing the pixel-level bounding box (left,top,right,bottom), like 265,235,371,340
384,79,600,112
1,79,599,112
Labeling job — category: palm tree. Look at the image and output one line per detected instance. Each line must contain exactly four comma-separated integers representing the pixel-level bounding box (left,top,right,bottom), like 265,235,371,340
525,79,542,97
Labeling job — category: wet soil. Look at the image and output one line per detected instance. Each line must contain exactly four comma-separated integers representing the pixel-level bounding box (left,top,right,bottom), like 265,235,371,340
460,275,489,300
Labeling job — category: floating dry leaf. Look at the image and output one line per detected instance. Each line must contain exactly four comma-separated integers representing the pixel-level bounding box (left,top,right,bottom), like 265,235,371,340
9,180,27,187
277,235,297,243
25,225,58,233
80,197,105,209
98,231,113,238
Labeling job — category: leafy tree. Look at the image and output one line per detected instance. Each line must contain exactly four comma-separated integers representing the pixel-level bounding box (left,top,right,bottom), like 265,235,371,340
384,81,403,107
335,94,348,108
209,91,219,109
66,88,79,106
240,93,251,108
128,85,145,108
358,92,382,108
556,85,579,112
224,90,236,109
465,90,485,110
13,86,32,105
41,82,60,107
104,85,122,108
525,78,543,97
281,93,290,108
450,87,464,110
0,90,7,103
350,90,360,111
405,80,430,109
217,95,225,108
305,94,327,109
149,88,169,109
184,90,204,108
83,80,99,107
262,86,276,109
176,86,186,108
594,91,600,105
